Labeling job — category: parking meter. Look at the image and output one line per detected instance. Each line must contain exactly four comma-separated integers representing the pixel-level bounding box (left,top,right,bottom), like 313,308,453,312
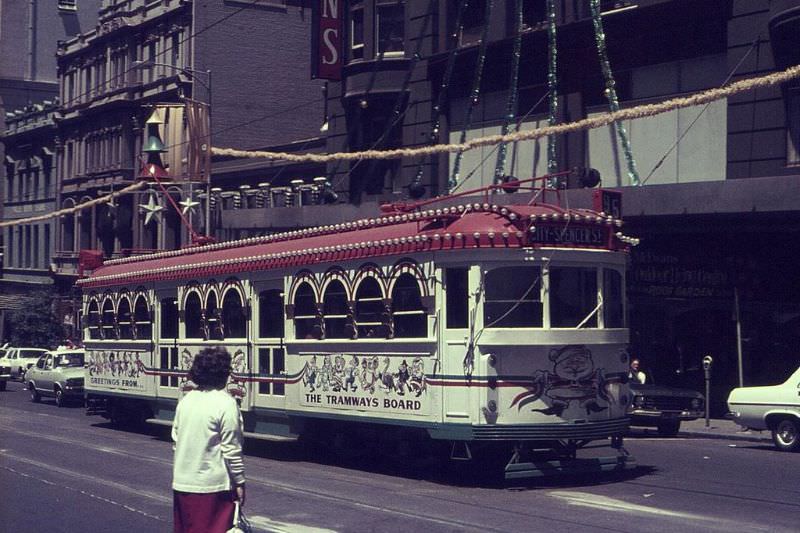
702,356,713,426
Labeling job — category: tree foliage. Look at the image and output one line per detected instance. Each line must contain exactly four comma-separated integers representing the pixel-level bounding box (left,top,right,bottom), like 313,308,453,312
7,292,64,349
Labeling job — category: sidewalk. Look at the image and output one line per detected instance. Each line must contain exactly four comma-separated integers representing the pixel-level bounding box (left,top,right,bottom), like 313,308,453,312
678,417,772,443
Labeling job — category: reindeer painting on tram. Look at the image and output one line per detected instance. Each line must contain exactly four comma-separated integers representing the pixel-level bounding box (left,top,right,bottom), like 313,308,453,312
79,182,637,479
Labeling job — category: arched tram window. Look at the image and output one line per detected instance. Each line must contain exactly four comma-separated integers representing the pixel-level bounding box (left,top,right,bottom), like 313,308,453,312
222,289,247,339
118,297,133,339
134,295,152,340
87,299,101,339
323,280,350,339
101,299,116,339
391,273,426,338
293,282,319,339
206,292,222,341
184,292,203,339
355,277,385,338
484,266,543,328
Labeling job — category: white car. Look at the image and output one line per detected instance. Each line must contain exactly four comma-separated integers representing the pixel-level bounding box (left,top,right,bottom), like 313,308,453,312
727,366,800,452
0,347,49,384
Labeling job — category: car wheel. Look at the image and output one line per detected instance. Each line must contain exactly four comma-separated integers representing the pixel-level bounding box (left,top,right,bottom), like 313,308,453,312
657,419,681,436
55,388,65,408
29,383,41,403
772,418,800,452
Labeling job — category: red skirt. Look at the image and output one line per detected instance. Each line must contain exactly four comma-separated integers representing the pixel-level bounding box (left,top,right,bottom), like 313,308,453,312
173,490,235,533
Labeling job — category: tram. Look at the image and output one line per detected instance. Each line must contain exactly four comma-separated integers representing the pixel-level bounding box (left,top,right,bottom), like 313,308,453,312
79,179,636,479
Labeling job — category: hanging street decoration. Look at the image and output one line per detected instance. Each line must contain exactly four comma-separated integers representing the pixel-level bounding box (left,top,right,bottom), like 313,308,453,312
139,190,164,225
139,108,169,180
450,0,495,192
588,0,641,186
493,0,523,185
546,0,559,181
412,0,469,196
179,195,201,216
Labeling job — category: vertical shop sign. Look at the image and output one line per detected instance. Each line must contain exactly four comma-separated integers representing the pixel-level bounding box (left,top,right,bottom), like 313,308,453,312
312,0,343,80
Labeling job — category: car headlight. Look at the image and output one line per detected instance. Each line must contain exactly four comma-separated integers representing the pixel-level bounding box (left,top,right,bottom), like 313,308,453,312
633,395,645,408
66,378,84,387
690,398,703,410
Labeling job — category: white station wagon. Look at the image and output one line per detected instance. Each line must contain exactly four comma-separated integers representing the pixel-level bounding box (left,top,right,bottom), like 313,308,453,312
727,366,800,452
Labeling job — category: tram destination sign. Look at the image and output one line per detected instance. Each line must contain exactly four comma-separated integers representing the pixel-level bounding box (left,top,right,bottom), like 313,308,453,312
529,225,606,246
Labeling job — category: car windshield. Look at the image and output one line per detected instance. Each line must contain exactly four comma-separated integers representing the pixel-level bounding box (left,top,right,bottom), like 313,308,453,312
54,353,85,367
20,349,45,358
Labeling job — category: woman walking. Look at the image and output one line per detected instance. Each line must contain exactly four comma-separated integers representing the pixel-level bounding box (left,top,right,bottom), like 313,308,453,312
172,347,246,533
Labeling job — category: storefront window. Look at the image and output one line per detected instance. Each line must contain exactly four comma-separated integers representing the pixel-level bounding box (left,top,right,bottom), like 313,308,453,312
484,266,542,328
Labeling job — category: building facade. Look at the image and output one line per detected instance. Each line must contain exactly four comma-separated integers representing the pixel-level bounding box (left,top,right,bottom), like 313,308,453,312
216,0,800,414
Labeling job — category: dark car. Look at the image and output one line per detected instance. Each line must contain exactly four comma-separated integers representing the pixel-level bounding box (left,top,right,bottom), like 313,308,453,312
628,381,705,436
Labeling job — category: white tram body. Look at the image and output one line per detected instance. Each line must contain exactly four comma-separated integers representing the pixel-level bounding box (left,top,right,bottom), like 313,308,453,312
79,194,635,478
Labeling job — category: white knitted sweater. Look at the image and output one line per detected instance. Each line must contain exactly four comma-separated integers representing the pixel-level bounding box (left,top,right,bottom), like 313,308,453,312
172,388,245,493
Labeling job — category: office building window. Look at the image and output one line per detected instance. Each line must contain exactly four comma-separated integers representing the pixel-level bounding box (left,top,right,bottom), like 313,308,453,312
350,0,365,60
376,1,404,56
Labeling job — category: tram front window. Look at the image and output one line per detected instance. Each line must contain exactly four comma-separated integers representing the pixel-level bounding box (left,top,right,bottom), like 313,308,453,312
550,267,598,328
484,266,542,328
603,269,624,328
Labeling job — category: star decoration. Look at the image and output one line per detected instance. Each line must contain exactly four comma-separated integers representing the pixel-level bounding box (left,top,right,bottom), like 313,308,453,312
139,193,164,225
179,196,201,216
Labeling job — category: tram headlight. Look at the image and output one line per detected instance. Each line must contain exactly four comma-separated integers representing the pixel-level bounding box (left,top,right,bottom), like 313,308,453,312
487,400,497,413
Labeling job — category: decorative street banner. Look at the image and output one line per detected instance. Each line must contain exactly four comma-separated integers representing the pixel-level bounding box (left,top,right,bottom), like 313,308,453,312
311,0,342,80
299,354,429,415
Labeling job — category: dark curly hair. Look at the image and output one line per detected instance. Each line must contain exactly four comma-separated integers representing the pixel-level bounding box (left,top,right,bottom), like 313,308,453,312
188,347,232,390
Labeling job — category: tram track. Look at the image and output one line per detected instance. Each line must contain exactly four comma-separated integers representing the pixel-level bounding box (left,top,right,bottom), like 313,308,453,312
2,393,797,533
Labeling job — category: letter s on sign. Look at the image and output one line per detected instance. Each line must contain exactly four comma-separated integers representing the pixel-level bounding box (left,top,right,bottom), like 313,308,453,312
322,28,338,65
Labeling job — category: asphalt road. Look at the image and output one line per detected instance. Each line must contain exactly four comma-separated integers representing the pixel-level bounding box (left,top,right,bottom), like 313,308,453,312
1,380,798,533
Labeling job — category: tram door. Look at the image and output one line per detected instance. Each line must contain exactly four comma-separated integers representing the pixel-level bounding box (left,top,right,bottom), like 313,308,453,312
439,266,478,424
251,287,286,411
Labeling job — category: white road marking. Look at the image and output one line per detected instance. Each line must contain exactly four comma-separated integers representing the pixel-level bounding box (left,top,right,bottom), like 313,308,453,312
548,491,770,532
247,515,336,533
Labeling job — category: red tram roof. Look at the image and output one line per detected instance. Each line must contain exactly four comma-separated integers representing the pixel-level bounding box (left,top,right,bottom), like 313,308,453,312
79,201,635,289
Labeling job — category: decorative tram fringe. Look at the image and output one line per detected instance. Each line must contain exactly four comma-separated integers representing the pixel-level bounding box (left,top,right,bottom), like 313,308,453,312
212,64,800,163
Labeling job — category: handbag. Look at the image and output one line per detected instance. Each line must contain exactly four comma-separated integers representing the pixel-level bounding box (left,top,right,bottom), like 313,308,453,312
226,501,252,533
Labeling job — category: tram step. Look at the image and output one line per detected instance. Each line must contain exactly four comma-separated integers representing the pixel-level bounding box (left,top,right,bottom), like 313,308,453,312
145,418,299,442
505,455,635,480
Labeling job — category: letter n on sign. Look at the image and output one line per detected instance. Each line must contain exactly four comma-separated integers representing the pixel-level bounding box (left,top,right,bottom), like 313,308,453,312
312,0,342,80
